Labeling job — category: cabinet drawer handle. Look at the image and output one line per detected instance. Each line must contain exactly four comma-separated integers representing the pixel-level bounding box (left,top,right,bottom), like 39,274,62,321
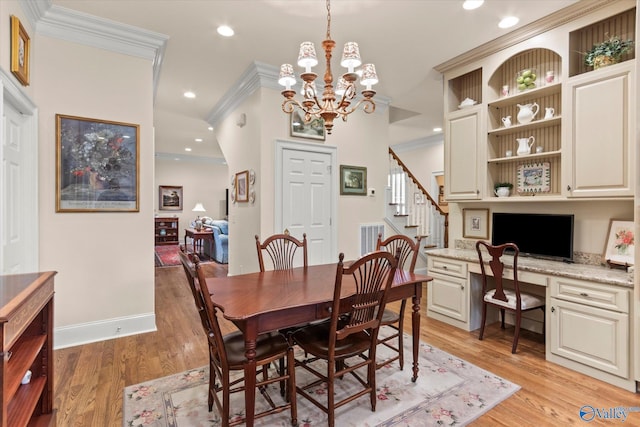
551,306,555,313
442,265,447,269
579,292,589,297
460,285,465,290
567,185,572,191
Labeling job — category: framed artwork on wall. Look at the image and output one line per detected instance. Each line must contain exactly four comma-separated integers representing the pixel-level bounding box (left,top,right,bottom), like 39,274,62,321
462,208,489,240
235,170,249,202
290,110,325,141
56,114,140,212
603,219,634,267
340,165,367,196
159,185,183,211
10,15,30,86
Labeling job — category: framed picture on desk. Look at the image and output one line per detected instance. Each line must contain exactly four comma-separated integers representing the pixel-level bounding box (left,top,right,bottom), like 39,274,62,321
603,219,634,267
463,208,489,240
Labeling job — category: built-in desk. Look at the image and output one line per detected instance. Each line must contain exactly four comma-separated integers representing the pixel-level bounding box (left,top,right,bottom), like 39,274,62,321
426,248,636,392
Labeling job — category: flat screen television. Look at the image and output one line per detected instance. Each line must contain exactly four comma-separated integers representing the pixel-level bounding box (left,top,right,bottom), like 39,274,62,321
491,213,574,262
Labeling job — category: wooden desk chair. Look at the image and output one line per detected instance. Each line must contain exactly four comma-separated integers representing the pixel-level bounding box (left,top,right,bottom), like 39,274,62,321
291,250,399,427
476,241,545,354
375,233,422,370
178,248,297,427
255,233,308,271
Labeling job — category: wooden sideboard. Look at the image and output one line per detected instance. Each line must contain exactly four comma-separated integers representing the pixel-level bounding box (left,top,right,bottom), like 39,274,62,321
0,271,56,427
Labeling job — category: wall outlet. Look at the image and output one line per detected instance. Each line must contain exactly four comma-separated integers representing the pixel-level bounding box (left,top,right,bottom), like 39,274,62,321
368,188,376,197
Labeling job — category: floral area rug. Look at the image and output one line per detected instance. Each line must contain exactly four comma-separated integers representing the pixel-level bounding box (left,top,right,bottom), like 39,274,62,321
123,335,519,426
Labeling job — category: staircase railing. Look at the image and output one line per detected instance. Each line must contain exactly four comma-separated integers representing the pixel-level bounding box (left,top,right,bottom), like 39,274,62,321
387,148,449,249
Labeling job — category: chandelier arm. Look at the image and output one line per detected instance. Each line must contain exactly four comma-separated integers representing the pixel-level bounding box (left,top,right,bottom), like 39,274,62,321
282,98,307,114
342,98,377,116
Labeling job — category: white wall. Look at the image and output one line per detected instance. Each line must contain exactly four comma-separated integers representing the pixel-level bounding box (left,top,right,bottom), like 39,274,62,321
216,86,390,275
154,157,228,240
34,35,156,347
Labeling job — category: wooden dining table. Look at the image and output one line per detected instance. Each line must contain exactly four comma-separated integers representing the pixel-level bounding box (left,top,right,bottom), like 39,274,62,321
206,263,431,426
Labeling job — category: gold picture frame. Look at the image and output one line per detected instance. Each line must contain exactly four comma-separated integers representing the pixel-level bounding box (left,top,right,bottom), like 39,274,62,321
463,208,489,240
10,15,30,86
235,170,249,202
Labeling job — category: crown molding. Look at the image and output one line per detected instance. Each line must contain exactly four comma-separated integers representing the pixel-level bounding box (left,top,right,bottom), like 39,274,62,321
435,0,623,73
155,152,227,164
29,2,167,100
391,133,444,153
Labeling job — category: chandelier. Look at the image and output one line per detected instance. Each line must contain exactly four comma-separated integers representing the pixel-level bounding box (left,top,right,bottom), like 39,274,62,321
278,0,378,135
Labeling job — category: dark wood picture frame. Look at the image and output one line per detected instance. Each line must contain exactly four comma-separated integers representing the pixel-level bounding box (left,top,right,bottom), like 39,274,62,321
340,165,367,196
159,185,183,211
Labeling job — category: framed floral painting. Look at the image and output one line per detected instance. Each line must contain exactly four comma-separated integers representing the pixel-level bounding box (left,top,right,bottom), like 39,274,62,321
603,219,634,267
56,114,140,212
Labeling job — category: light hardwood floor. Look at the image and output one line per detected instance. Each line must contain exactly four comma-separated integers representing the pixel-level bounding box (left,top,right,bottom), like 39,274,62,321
54,262,639,426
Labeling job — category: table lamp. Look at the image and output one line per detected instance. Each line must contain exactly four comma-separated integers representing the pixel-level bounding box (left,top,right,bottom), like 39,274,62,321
192,203,206,230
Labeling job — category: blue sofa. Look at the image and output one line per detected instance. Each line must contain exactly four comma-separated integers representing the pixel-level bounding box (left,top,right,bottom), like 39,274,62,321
203,219,228,264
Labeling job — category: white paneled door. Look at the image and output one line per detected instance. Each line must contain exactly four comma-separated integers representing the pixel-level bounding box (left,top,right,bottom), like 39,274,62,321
1,85,37,274
277,141,336,266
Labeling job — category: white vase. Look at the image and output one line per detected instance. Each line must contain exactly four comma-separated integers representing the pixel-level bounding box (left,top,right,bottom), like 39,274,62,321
494,187,511,197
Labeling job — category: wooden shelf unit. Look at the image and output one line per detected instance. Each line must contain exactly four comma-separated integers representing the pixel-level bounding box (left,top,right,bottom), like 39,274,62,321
155,217,179,245
0,271,56,427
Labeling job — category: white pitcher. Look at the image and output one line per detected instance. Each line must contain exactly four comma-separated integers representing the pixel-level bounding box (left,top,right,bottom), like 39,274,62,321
544,107,555,119
516,102,539,124
501,116,512,127
516,136,535,156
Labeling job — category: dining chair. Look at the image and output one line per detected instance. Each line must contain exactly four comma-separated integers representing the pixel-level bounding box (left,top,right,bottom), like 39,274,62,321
291,250,399,427
255,233,308,271
375,233,422,370
476,240,545,354
179,248,297,427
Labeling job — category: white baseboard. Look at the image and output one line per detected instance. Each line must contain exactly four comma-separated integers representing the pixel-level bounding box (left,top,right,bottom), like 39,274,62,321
54,313,157,349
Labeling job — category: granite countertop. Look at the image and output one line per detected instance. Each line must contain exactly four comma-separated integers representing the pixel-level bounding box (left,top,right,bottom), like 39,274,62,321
426,248,634,289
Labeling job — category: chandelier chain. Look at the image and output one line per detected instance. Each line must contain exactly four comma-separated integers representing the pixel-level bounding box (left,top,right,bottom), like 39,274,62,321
326,0,331,40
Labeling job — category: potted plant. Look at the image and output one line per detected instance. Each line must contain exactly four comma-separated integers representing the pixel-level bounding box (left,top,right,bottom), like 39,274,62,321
583,36,634,69
494,182,513,197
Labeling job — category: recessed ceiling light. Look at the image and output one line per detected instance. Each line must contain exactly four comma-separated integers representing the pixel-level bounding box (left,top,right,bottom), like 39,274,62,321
185,147,192,152
184,91,196,99
462,0,484,10
195,138,203,142
208,126,214,131
499,16,519,29
433,127,443,132
217,25,234,37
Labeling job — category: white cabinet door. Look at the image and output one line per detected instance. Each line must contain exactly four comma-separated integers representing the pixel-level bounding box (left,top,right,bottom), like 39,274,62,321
564,62,634,198
427,271,468,323
549,298,629,378
445,108,482,200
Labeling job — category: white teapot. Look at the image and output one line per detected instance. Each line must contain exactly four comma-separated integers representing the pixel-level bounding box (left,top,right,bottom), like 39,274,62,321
516,136,535,156
516,102,539,124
